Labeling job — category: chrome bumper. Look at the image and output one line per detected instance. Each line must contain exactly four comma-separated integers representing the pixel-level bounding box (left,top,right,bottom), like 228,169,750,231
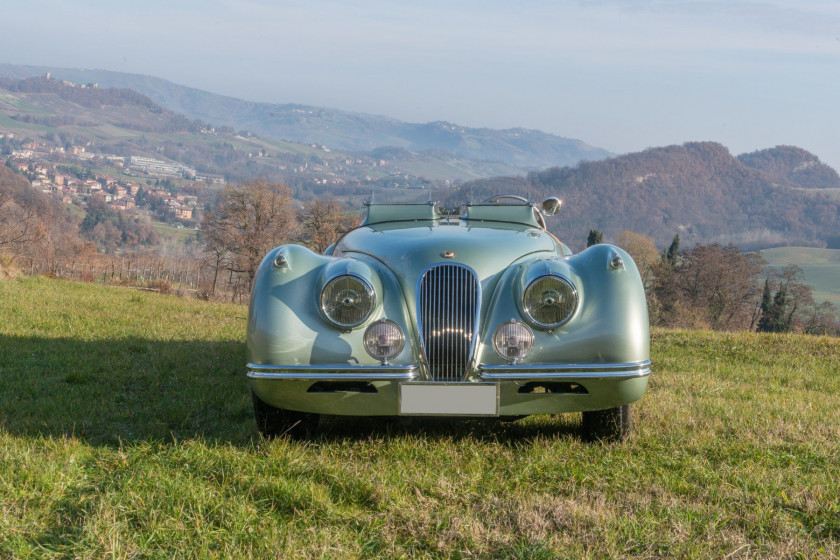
478,360,651,381
246,363,419,381
247,361,650,382
247,361,650,416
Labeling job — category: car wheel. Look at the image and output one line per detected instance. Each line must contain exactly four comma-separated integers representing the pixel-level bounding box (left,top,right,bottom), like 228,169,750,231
251,391,319,438
581,404,631,442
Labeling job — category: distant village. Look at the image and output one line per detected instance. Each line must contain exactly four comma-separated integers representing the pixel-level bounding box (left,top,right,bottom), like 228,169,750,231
0,73,455,216
0,130,227,226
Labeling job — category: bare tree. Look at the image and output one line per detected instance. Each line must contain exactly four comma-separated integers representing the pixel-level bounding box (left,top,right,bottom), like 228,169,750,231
616,230,662,322
616,230,659,290
200,180,298,294
799,300,839,335
655,243,765,330
298,197,360,254
200,217,228,297
0,176,44,253
755,264,836,334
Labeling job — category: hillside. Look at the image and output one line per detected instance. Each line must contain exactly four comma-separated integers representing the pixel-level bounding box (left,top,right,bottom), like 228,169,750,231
738,145,840,190
520,142,840,249
0,165,81,258
0,75,525,186
0,63,612,170
0,76,205,135
0,276,838,558
0,77,519,187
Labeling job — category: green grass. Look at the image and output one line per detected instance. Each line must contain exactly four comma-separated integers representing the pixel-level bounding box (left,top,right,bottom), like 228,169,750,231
760,246,840,307
0,276,838,558
87,123,141,140
388,154,519,181
0,93,55,116
152,220,199,243
0,112,53,133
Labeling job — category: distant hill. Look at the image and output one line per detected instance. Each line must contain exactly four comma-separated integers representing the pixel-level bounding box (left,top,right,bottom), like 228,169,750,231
5,66,838,252
738,146,840,190
0,64,612,170
0,76,524,188
0,75,205,134
509,142,840,250
0,76,268,183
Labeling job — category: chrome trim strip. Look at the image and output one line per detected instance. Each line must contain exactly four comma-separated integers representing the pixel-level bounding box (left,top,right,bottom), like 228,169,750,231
478,360,651,380
248,372,417,381
247,363,418,381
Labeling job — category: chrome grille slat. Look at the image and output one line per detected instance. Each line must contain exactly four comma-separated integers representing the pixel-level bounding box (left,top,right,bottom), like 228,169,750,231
418,264,480,382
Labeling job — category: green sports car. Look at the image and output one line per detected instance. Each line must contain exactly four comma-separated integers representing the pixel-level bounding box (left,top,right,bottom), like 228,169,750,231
247,192,650,440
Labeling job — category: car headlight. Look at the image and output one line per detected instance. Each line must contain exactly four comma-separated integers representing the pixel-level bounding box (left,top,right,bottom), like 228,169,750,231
363,320,405,363
522,274,577,329
493,320,534,362
320,274,375,328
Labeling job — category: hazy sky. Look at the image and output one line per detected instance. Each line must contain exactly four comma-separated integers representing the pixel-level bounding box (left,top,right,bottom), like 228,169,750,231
4,0,840,168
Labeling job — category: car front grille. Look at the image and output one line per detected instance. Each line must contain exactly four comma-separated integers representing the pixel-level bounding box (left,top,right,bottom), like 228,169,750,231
418,263,480,381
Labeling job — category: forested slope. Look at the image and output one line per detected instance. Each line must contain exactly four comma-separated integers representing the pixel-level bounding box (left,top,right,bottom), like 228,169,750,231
520,142,840,249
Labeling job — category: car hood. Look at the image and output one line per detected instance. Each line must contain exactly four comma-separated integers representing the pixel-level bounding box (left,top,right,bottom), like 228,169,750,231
334,220,560,284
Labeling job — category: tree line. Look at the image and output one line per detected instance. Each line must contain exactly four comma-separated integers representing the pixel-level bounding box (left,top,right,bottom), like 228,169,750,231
198,181,838,335
588,229,838,335
2,169,837,335
198,180,359,299
0,167,358,299
0,76,160,112
526,142,840,251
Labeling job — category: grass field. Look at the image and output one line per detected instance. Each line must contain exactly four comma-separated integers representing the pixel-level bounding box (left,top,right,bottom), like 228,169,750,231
0,276,838,558
151,220,199,243
0,93,55,116
760,246,840,307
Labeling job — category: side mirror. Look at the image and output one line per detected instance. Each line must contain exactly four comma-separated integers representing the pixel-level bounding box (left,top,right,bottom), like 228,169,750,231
539,197,562,216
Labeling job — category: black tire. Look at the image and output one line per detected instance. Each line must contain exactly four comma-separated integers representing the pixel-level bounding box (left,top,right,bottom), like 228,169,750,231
251,391,319,438
581,404,631,442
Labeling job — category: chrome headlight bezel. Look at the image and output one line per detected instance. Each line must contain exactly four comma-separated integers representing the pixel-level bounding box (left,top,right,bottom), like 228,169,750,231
492,319,535,363
522,273,578,329
363,319,405,364
319,273,376,329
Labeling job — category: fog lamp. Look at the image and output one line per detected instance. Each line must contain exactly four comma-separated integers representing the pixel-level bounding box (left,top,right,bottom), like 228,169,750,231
363,320,405,364
492,320,534,363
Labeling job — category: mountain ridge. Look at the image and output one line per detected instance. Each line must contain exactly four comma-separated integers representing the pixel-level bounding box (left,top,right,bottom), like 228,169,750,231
3,67,838,251
738,145,840,190
0,75,526,187
0,63,612,170
516,141,840,250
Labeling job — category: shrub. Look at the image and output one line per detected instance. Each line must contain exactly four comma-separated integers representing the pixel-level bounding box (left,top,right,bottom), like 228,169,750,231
147,279,172,295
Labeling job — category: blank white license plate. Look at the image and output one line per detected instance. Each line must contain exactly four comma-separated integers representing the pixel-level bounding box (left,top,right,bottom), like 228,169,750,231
399,383,499,416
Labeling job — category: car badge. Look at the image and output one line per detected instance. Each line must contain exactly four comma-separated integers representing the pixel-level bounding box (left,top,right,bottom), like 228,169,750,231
441,251,456,258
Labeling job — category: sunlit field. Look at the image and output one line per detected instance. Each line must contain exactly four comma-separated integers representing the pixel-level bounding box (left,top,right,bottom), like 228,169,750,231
1,276,837,559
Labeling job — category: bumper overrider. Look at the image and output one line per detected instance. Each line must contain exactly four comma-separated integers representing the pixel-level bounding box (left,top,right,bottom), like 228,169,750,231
247,360,651,417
